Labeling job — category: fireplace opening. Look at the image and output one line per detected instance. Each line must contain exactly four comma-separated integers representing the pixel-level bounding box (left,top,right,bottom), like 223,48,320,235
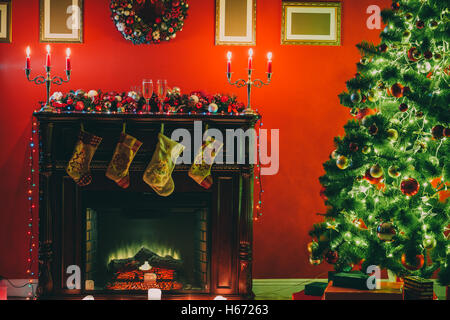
83,192,210,293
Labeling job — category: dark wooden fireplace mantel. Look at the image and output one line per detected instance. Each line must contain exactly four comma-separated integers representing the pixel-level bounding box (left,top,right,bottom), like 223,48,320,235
34,112,259,300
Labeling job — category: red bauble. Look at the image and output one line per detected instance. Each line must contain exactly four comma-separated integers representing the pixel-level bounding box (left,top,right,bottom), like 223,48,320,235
401,178,420,196
325,250,339,264
445,128,450,137
390,83,404,98
75,101,85,111
319,186,328,201
379,44,388,53
349,142,359,152
377,222,396,242
407,47,421,62
399,103,408,112
401,253,424,271
432,125,445,140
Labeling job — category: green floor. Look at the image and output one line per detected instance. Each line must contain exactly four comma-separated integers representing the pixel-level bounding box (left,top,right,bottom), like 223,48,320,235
253,279,447,300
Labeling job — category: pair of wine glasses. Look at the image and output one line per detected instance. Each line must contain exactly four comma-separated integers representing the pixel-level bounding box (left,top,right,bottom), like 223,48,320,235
142,79,168,113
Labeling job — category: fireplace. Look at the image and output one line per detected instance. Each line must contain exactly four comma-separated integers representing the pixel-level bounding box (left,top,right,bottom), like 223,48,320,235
84,192,209,293
34,113,258,300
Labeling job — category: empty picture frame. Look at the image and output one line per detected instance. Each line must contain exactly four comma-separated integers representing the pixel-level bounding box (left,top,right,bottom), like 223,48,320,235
40,0,83,43
216,0,256,46
282,2,341,46
0,0,12,43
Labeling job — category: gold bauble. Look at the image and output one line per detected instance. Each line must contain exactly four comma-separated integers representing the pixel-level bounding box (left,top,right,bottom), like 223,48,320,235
336,155,350,170
388,166,400,178
387,129,399,141
370,164,384,178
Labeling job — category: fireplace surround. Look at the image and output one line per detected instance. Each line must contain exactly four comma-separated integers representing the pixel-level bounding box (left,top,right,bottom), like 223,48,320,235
34,112,258,300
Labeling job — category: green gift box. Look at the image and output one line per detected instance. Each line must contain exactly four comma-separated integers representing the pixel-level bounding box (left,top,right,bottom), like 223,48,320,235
305,282,328,296
332,272,370,290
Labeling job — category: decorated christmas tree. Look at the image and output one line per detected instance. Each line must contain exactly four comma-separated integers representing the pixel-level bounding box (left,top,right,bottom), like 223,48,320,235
308,0,449,286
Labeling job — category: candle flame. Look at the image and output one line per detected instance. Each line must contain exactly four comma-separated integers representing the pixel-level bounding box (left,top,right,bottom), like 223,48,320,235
26,46,31,57
66,48,71,57
227,51,232,60
46,45,51,54
248,48,254,57
267,52,273,60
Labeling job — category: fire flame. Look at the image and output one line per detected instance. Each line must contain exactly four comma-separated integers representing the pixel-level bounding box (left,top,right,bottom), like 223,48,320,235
107,243,181,265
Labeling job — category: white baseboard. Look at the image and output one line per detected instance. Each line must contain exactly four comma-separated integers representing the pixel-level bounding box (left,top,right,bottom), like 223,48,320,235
0,279,38,298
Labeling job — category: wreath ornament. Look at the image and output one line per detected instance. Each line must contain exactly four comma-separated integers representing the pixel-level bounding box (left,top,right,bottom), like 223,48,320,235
110,0,189,44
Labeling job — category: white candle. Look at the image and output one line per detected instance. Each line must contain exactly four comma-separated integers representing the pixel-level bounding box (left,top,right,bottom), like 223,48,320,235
148,288,162,300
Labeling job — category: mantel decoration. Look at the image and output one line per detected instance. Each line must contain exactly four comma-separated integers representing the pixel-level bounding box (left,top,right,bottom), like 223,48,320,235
110,0,189,44
40,88,247,115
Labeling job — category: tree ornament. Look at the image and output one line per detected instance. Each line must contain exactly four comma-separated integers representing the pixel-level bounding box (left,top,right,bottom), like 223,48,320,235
336,155,350,170
417,61,431,74
433,53,442,61
377,222,396,242
401,178,420,196
401,253,424,271
309,256,322,266
349,142,359,152
399,103,408,112
367,90,380,102
390,83,404,98
416,111,424,118
405,13,413,21
402,30,411,41
416,20,425,29
431,125,445,139
325,250,339,264
388,165,400,178
307,241,319,254
370,164,383,178
350,92,362,104
319,187,328,201
423,51,433,60
369,124,379,136
402,86,412,96
360,57,370,65
364,169,383,185
407,47,421,62
428,20,438,30
362,145,371,154
331,149,339,159
379,44,388,53
387,129,399,141
414,141,427,153
423,234,436,250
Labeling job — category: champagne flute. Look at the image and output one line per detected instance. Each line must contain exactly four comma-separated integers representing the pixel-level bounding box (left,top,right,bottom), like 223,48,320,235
142,79,153,113
156,80,168,113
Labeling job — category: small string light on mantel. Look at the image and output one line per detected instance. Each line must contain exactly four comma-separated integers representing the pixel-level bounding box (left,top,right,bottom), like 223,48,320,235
25,117,38,299
254,117,264,221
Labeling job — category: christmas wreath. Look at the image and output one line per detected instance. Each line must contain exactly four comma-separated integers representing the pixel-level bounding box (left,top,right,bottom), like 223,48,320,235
111,0,189,44
45,88,246,115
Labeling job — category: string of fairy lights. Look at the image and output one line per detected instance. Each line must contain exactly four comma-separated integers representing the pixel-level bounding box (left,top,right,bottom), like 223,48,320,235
25,117,38,299
254,117,264,221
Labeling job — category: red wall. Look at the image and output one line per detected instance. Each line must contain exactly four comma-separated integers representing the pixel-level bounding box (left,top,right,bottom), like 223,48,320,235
0,0,390,279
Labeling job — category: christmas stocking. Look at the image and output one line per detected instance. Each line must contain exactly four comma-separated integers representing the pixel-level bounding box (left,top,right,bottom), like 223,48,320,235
189,137,223,189
143,126,185,197
66,129,102,187
106,129,143,189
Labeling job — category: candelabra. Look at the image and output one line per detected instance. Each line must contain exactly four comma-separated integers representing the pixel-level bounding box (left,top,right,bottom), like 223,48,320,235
25,66,71,112
227,68,272,115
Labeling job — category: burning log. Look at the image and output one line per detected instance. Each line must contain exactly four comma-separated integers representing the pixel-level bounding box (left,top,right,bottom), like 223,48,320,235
108,247,183,273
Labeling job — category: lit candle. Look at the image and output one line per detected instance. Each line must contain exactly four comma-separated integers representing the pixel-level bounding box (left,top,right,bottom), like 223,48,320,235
66,48,71,71
46,45,51,68
227,51,232,74
26,46,31,70
248,48,253,70
148,288,162,300
267,52,273,74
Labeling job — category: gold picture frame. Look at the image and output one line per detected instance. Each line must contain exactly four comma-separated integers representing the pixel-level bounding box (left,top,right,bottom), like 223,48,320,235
40,0,83,43
215,0,256,46
0,0,12,43
281,2,341,46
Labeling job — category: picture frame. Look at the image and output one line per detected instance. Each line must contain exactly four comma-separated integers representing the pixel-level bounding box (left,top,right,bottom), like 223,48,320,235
215,0,256,46
40,0,83,43
0,0,12,43
281,2,341,46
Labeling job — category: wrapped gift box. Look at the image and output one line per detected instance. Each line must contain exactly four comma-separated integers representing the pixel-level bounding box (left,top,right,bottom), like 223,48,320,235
305,282,328,296
292,290,323,300
332,272,370,290
324,281,403,300
404,276,434,300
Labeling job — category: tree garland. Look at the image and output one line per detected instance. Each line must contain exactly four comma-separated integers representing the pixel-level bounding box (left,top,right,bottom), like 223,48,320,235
45,89,247,115
110,0,189,44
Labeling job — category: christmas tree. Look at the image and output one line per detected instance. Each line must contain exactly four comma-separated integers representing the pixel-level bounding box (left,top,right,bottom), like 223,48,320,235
309,0,449,286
